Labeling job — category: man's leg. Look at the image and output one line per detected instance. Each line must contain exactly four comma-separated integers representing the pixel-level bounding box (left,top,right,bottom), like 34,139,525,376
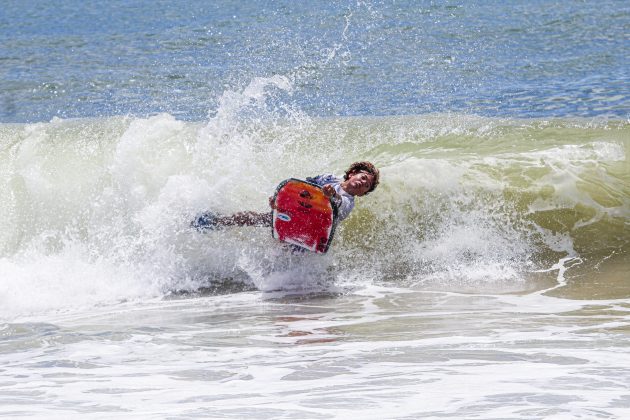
216,212,272,227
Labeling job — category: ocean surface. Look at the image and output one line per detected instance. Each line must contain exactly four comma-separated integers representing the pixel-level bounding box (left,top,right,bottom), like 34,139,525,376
1,1,629,418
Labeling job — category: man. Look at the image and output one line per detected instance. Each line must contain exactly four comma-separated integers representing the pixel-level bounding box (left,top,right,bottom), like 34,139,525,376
192,161,379,229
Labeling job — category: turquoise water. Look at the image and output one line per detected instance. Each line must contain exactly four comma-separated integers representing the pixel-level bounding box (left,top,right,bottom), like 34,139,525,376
1,1,628,122
1,2,629,418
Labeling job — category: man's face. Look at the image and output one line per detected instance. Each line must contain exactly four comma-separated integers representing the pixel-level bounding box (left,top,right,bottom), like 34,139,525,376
344,171,375,196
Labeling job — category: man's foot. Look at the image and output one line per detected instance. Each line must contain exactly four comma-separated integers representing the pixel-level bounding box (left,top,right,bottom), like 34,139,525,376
191,212,221,231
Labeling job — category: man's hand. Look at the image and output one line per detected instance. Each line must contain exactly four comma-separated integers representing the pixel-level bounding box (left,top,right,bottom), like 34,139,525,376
322,184,336,199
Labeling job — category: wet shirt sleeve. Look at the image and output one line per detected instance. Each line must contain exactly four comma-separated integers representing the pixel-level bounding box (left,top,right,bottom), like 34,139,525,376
332,184,355,221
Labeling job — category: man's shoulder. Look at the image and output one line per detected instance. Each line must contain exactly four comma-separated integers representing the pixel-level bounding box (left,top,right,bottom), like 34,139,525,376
306,174,342,186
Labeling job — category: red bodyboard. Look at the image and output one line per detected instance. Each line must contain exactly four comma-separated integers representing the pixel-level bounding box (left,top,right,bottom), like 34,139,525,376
272,179,338,253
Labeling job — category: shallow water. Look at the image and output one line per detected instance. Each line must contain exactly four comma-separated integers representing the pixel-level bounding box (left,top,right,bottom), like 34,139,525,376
1,1,629,418
3,285,630,418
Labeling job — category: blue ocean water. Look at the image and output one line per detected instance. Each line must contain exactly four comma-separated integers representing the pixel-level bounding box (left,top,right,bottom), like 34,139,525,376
1,0,628,122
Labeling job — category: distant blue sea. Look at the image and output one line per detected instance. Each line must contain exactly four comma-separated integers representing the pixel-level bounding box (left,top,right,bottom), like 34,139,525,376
1,0,628,122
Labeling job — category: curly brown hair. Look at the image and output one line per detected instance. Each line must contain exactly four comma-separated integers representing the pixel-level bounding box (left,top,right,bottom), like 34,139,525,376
344,161,380,194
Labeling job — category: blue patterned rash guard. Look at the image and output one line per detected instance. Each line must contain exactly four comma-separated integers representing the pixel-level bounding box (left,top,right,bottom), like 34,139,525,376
305,174,355,221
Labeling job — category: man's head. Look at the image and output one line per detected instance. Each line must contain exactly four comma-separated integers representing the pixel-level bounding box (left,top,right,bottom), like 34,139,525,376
342,161,380,196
